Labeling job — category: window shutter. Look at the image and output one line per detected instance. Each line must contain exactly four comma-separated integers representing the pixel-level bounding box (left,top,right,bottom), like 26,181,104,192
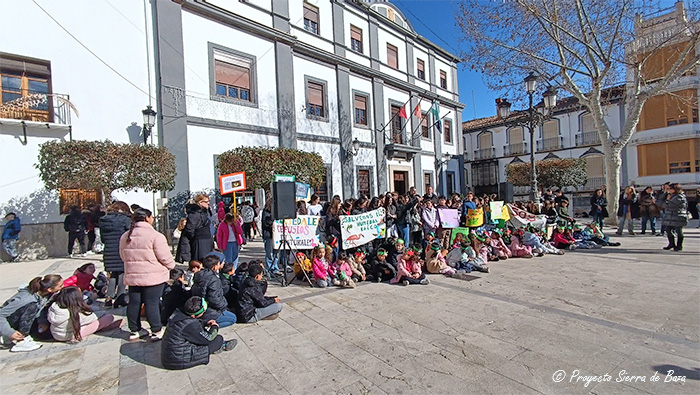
387,44,398,69
586,156,604,178
354,95,366,111
303,3,318,23
542,120,558,139
581,114,595,132
351,26,362,42
479,132,492,148
508,127,522,143
308,82,323,106
215,60,250,89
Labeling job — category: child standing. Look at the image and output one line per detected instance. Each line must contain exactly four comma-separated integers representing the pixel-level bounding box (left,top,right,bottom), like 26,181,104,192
312,245,333,288
391,250,429,285
48,287,121,342
161,296,237,370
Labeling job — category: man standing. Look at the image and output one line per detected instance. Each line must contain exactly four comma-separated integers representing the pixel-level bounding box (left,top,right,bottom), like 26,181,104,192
64,206,87,257
423,186,438,206
2,213,21,262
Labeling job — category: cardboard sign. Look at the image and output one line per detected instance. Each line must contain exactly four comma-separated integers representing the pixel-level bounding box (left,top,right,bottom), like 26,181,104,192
339,208,386,249
295,182,309,199
466,208,484,227
490,201,510,220
273,216,321,249
219,172,246,194
506,204,547,229
449,227,471,244
438,208,460,228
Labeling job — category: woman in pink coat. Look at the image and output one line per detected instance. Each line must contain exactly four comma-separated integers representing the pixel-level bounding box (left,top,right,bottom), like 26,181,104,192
119,208,175,341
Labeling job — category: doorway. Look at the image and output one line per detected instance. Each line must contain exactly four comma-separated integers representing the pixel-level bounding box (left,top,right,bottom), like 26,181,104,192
393,170,409,195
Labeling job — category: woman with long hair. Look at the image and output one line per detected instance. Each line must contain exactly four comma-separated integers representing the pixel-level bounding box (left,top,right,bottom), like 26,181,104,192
98,201,132,307
183,194,214,261
639,186,659,235
383,193,397,238
119,208,176,341
616,186,638,235
0,274,63,352
659,183,689,251
48,287,120,342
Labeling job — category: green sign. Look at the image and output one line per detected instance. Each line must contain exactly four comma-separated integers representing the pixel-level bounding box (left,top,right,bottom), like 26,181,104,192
274,174,295,182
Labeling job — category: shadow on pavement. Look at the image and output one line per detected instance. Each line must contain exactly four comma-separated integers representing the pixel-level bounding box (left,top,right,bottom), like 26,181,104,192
651,364,700,380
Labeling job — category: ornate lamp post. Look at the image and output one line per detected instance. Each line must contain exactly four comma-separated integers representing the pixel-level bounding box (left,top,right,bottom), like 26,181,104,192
142,105,157,145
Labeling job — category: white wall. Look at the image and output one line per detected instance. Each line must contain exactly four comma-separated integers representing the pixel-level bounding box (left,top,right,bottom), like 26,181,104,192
206,0,273,26
377,27,407,81
296,139,343,198
289,0,334,53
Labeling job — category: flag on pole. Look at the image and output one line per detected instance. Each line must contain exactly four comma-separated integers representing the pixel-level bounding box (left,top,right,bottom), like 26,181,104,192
398,106,408,119
414,103,421,117
430,101,441,131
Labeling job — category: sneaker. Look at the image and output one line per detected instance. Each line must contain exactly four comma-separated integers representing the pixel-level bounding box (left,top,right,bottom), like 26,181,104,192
523,253,534,259
673,247,683,252
150,329,164,341
10,337,42,353
628,232,636,236
481,266,490,273
129,329,148,340
214,339,238,354
420,278,430,285
401,280,409,286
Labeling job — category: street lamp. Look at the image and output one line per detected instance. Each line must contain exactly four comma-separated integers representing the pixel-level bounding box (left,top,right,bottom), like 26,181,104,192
523,73,557,202
349,137,361,156
142,105,156,144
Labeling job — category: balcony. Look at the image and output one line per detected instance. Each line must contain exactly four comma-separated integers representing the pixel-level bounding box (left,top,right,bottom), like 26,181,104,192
503,142,528,156
536,136,563,152
575,131,601,147
0,93,72,125
473,147,495,160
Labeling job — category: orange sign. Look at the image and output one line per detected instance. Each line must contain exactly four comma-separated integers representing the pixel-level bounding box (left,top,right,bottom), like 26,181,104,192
219,172,246,194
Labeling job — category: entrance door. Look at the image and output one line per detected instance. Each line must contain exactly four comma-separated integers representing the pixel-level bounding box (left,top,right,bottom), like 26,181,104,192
393,171,408,195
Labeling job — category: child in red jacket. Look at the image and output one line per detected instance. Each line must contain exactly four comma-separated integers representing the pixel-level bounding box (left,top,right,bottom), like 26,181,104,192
63,263,97,304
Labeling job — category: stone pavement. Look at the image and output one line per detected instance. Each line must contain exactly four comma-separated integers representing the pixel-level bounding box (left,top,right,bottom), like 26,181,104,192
0,228,699,394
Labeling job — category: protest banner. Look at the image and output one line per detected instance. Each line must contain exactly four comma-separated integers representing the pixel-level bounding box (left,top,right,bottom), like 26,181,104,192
438,208,460,228
449,227,471,244
466,208,484,227
273,215,321,249
506,204,547,229
219,172,246,194
340,208,386,249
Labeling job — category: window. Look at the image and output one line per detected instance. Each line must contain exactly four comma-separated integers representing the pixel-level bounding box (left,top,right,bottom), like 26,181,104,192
637,138,700,176
350,25,363,53
303,2,319,35
444,120,452,144
315,165,332,202
471,161,499,187
585,155,604,178
638,89,699,131
479,132,492,149
0,53,52,122
581,113,595,133
446,172,455,195
421,112,429,139
59,189,103,215
357,169,371,197
391,104,403,143
306,80,325,118
417,59,425,80
354,94,367,126
439,70,447,89
214,56,252,102
423,172,433,194
387,44,398,69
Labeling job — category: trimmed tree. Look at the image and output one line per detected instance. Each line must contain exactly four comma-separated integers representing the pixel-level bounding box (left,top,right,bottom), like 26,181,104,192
457,0,700,223
506,158,588,190
217,146,326,192
36,140,176,201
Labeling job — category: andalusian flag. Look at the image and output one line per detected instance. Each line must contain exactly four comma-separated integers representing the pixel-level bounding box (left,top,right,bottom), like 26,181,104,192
430,100,441,132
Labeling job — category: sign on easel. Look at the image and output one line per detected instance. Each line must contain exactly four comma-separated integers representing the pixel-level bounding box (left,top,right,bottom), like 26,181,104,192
219,172,246,194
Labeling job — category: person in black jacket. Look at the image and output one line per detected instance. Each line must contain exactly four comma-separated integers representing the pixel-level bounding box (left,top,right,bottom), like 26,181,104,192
183,194,214,262
161,296,237,370
64,206,87,256
98,201,132,307
235,264,282,323
161,268,189,326
589,189,608,229
368,249,396,283
175,203,198,263
261,198,281,274
191,255,237,327
395,195,420,245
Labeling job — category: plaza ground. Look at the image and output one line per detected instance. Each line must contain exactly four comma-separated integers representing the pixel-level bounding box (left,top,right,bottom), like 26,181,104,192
0,226,698,394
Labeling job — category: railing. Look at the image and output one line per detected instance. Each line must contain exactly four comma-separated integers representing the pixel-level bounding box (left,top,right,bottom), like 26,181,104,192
537,136,563,151
575,131,601,146
504,142,528,156
473,147,495,160
0,93,72,125
583,177,605,191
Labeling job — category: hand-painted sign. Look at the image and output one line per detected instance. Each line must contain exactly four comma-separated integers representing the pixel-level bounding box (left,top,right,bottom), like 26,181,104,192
219,172,246,194
272,215,321,249
339,208,386,249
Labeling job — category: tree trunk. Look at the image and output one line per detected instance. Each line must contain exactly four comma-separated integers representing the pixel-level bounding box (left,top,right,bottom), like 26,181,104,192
602,145,622,227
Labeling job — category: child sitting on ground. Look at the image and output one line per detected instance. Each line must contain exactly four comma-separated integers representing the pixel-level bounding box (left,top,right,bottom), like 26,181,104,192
489,232,511,260
459,241,490,273
349,252,367,282
63,263,97,304
387,239,405,272
161,268,189,326
552,226,576,250
391,250,429,285
184,260,202,291
311,245,333,288
425,241,456,277
231,261,249,292
191,255,237,327
522,227,564,255
48,286,121,343
161,296,237,370
293,252,313,281
509,229,534,258
451,233,465,250
331,253,356,288
235,264,283,323
369,248,396,282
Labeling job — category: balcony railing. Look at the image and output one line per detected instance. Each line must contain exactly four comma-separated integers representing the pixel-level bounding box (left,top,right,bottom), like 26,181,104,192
504,142,528,156
583,177,605,191
473,147,495,160
536,136,563,152
575,131,601,147
0,93,72,125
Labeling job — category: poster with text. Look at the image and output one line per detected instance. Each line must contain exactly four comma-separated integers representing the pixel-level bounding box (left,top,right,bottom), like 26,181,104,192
466,208,484,227
438,208,460,228
340,208,386,249
506,204,547,229
273,215,321,249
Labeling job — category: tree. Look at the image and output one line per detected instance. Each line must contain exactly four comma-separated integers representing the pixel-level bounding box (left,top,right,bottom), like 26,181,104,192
506,158,588,190
457,0,700,223
217,146,326,192
36,140,176,200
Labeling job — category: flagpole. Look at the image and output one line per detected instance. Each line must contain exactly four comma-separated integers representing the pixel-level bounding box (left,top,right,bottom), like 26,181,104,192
429,111,451,131
377,95,413,144
409,103,428,140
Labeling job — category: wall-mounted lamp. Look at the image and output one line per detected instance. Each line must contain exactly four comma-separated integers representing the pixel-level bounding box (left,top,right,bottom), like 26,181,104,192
349,137,361,156
142,105,156,144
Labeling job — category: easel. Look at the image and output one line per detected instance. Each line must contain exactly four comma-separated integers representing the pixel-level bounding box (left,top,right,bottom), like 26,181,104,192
271,218,313,287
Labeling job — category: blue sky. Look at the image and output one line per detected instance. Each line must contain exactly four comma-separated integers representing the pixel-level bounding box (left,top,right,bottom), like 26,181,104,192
392,0,495,121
